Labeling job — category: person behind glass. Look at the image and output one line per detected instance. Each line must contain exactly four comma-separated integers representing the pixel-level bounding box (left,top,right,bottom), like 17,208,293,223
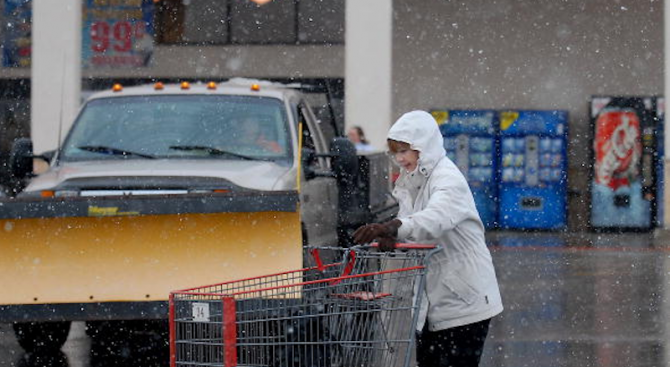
238,115,282,154
347,126,375,152
353,111,503,367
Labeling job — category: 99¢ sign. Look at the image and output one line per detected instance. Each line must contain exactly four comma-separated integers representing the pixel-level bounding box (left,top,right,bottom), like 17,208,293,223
90,20,146,53
83,0,154,67
85,18,153,67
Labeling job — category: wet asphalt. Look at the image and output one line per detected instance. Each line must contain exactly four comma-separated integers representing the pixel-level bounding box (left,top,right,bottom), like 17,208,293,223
1,231,668,367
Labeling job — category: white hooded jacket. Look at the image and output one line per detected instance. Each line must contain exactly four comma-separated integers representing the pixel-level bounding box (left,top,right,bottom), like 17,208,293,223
388,110,503,332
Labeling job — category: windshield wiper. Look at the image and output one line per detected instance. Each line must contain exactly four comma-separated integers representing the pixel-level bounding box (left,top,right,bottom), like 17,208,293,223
169,145,256,160
77,145,156,159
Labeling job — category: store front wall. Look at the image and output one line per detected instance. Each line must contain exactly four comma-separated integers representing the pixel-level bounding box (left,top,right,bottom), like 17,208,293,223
0,0,664,230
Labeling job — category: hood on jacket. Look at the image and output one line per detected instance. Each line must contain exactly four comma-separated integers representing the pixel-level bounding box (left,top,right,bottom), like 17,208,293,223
387,110,446,176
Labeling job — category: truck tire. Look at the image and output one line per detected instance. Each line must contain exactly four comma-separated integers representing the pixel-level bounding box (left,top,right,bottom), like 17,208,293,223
13,321,71,353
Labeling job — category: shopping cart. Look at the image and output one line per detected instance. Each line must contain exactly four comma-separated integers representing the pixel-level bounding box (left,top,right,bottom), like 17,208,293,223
169,244,438,367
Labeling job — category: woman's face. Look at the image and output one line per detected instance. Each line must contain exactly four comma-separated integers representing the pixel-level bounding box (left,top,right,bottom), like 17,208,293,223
388,140,419,172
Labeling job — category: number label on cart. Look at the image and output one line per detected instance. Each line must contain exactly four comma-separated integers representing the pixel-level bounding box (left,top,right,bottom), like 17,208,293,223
192,302,210,322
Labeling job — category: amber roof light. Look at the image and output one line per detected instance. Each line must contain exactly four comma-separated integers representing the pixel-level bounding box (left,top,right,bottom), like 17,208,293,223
180,81,190,90
154,82,164,90
207,82,217,90
112,84,123,92
251,84,260,91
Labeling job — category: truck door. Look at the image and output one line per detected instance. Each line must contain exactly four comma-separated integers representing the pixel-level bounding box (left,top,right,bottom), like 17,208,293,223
297,103,339,246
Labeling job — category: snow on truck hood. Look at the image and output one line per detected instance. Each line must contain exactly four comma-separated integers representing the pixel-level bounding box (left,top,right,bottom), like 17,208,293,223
25,159,295,193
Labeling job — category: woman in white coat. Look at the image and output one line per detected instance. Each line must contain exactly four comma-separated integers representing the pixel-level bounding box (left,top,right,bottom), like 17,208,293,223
353,110,503,367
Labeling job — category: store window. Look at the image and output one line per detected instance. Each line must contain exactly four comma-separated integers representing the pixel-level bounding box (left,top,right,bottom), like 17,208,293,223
154,0,344,45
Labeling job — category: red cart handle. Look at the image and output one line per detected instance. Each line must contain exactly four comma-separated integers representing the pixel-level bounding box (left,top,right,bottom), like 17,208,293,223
370,243,436,250
329,249,356,285
310,243,435,286
310,248,356,285
309,248,326,272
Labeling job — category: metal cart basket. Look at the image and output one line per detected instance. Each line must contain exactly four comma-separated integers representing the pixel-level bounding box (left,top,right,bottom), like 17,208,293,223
169,244,437,367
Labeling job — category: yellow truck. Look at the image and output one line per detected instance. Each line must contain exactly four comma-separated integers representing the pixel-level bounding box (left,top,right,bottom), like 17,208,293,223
0,79,396,352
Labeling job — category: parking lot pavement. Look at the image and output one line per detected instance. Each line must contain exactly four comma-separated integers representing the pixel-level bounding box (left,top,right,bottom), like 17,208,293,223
1,231,668,367
481,231,670,367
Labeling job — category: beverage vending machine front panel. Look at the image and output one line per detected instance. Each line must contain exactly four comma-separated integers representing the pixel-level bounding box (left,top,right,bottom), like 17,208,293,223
590,97,657,230
432,110,499,228
498,110,568,229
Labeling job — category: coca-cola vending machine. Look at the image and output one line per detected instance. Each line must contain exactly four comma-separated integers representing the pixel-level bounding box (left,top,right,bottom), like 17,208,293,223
590,97,657,230
433,109,499,228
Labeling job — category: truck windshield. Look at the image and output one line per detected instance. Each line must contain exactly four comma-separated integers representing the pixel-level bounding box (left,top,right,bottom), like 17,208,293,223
60,95,291,162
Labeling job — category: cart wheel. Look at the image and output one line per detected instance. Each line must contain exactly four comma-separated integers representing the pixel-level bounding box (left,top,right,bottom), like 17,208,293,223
13,321,71,353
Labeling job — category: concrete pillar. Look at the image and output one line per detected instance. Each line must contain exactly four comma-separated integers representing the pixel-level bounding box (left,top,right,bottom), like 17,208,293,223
31,0,81,154
344,0,392,151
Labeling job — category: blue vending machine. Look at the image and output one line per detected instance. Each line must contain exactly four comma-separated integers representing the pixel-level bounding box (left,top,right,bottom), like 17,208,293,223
432,110,499,228
498,110,568,230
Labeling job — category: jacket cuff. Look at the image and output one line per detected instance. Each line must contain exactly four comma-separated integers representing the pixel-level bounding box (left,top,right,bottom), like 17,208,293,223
397,218,412,240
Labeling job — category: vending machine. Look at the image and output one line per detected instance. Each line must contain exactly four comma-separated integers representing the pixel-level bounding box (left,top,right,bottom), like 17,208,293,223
432,110,499,228
498,110,568,230
590,97,657,230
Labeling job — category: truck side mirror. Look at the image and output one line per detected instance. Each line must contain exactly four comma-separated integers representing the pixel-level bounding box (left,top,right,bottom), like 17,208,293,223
9,138,34,180
330,137,358,182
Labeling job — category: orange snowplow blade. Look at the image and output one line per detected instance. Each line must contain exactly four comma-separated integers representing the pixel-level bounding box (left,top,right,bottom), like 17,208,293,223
0,192,301,306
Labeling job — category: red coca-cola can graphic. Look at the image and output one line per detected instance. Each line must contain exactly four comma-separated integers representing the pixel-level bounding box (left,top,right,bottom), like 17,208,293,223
594,109,642,190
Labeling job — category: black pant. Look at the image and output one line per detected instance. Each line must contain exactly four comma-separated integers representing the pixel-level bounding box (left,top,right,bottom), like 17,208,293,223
416,318,491,367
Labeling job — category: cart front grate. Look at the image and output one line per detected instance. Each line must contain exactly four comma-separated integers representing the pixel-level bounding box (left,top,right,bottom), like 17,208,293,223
170,245,436,367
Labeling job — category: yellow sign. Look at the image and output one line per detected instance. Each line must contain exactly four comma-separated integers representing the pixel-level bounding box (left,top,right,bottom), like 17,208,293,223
88,206,140,217
431,110,449,126
500,111,519,131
